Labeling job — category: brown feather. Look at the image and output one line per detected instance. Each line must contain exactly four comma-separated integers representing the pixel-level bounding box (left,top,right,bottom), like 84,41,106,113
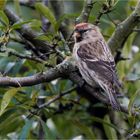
73,23,121,110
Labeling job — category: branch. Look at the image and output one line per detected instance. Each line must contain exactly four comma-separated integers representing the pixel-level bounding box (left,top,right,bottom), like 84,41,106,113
4,7,52,59
1,1,139,116
114,49,130,64
0,48,49,64
4,7,64,62
39,86,77,108
76,0,95,23
0,61,76,87
94,2,114,25
108,1,140,53
0,60,138,115
21,0,70,39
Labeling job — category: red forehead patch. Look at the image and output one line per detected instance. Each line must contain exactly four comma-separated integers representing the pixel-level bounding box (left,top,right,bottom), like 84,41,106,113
75,23,88,30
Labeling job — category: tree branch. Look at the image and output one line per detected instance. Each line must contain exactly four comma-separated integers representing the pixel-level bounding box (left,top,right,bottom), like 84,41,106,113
4,7,52,59
0,60,138,115
94,2,114,25
76,0,95,23
39,85,77,108
0,61,76,87
0,48,49,64
1,1,139,116
108,1,140,53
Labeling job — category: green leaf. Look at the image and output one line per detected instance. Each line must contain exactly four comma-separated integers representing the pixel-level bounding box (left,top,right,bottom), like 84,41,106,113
0,24,5,30
35,34,53,42
113,0,119,7
127,115,136,128
0,10,9,26
11,20,33,30
73,119,96,139
28,19,41,29
0,0,7,10
54,13,78,31
0,108,24,135
128,89,140,116
48,53,57,66
0,52,8,57
91,116,119,132
54,14,66,32
14,0,21,16
103,115,118,139
40,119,56,139
19,119,33,140
0,88,20,116
35,3,56,30
54,14,69,32
129,53,140,69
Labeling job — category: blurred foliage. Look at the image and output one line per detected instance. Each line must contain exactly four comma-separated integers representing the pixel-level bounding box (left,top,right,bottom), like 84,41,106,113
0,0,140,139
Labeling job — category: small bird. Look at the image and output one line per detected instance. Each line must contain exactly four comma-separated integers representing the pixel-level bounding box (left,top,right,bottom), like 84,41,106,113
73,22,121,110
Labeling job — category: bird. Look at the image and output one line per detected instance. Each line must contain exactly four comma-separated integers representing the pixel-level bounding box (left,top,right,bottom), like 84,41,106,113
72,22,121,110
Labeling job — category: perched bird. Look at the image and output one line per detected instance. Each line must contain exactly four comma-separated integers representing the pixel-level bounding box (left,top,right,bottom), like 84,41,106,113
73,22,121,110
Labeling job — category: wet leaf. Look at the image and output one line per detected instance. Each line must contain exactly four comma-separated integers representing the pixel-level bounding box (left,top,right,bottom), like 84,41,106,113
0,10,9,26
0,88,20,116
35,3,56,30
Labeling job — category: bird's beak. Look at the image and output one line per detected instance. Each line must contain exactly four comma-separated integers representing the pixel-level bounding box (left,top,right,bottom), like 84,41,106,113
73,31,81,38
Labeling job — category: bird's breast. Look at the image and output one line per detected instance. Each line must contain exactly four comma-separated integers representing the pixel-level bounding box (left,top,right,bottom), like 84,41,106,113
73,44,80,61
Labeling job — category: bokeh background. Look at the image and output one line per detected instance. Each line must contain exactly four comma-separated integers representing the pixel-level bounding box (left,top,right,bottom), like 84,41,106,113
0,0,140,139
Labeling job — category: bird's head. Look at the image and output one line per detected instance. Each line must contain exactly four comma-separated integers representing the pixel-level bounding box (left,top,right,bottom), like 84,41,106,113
73,23,99,42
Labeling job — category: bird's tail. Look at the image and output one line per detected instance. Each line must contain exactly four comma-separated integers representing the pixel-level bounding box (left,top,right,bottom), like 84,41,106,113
107,88,120,111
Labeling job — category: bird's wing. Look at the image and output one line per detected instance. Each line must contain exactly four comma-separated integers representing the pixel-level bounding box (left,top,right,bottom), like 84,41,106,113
77,39,121,88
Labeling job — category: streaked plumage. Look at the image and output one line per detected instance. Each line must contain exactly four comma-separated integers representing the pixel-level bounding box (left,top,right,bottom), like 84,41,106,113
73,23,121,110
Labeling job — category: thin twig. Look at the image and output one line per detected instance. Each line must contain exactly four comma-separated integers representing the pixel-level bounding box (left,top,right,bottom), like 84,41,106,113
0,48,53,67
94,3,114,25
106,13,118,26
114,49,130,64
26,86,77,119
4,7,52,60
0,59,138,115
39,86,77,108
0,61,76,87
108,1,140,53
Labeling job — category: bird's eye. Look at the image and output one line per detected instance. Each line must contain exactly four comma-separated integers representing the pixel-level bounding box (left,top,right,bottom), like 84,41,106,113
75,28,91,34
